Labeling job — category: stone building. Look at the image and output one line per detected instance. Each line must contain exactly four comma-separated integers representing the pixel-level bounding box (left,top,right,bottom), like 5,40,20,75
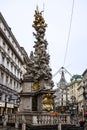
0,12,25,114
69,74,82,102
78,69,87,113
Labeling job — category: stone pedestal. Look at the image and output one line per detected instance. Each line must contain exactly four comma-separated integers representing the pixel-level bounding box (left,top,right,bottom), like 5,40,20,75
19,82,33,112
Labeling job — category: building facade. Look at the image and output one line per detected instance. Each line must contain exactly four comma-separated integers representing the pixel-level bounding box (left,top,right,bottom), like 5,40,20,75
69,75,82,102
78,69,87,114
0,12,25,114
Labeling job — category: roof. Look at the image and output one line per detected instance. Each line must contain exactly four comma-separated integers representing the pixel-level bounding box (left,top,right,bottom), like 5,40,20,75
70,74,82,82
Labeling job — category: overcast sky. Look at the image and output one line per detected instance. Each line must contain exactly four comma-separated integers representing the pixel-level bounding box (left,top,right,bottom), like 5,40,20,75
0,0,87,87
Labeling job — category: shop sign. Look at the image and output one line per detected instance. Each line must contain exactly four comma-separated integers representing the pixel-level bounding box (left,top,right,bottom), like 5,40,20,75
7,103,14,108
0,102,5,107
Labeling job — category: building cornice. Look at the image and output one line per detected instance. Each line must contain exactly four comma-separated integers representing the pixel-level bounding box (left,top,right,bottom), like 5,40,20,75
0,64,21,83
0,28,23,64
0,46,22,73
0,83,18,95
0,12,23,55
20,89,55,96
68,80,82,87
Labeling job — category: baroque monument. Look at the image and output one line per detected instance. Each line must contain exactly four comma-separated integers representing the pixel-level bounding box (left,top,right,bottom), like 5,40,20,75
19,7,55,113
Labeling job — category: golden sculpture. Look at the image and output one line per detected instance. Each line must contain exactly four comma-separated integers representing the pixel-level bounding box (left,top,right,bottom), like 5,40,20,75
32,7,47,30
43,93,53,111
43,104,53,112
32,80,40,91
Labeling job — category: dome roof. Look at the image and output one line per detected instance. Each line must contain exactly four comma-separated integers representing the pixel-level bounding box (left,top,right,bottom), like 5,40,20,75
70,74,82,82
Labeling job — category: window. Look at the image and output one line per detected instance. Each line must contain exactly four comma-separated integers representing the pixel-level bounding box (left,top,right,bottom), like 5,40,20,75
1,72,4,81
4,27,6,32
7,60,9,67
0,93,2,100
15,56,16,62
17,70,19,77
14,66,16,75
7,47,10,53
3,42,5,48
8,34,10,38
18,60,19,66
6,75,8,84
10,78,12,85
20,72,22,79
11,63,13,71
12,40,14,43
14,81,16,89
11,52,13,58
71,86,73,89
17,83,18,88
2,55,5,63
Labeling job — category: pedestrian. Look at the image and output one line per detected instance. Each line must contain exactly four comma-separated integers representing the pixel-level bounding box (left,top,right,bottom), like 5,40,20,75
79,120,85,128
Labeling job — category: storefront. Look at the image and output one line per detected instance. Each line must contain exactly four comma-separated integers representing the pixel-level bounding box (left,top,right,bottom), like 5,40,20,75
6,103,14,114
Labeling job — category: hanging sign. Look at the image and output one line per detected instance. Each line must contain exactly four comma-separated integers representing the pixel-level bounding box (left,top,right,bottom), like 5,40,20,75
0,102,5,107
7,103,14,108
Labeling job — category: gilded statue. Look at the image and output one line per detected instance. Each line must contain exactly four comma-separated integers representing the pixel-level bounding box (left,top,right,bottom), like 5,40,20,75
32,7,47,30
32,80,40,91
43,93,53,111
